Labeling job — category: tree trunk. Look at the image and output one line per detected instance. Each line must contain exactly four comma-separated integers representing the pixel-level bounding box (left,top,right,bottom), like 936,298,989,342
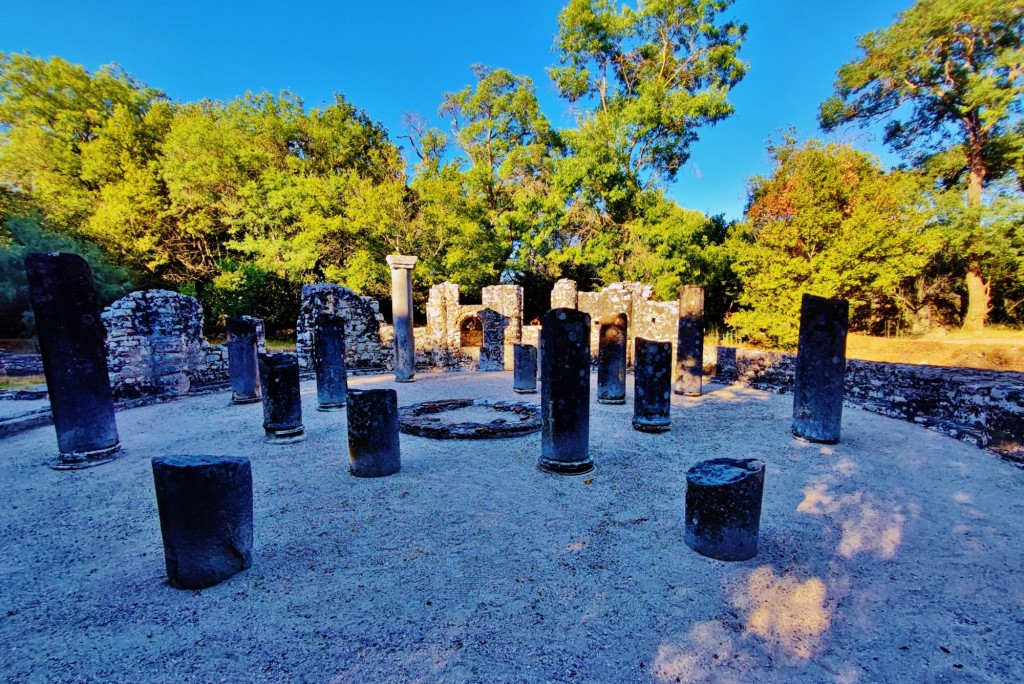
962,262,990,333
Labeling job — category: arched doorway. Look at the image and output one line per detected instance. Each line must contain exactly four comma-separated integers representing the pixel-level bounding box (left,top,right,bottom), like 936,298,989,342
460,315,483,348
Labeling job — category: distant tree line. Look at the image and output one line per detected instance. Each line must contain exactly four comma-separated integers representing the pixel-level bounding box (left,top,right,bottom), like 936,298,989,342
1,0,1021,347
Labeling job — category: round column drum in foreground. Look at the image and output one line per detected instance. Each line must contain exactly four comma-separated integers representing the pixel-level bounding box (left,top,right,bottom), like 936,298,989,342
151,455,253,589
347,389,401,477
684,458,765,561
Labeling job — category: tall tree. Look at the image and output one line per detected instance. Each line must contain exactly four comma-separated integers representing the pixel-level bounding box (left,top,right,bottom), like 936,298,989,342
819,0,1024,330
729,138,936,347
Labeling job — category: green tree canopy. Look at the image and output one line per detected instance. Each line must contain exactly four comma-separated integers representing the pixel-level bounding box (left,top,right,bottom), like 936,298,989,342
819,0,1024,329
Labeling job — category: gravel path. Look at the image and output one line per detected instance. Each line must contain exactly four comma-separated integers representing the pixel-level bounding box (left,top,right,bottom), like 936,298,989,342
1,371,1022,683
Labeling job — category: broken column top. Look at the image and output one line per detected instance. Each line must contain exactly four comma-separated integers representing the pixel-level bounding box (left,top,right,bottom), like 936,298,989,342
386,255,418,270
687,458,765,486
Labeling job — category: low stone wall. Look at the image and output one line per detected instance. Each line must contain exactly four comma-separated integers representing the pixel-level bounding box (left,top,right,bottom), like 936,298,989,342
295,284,390,371
0,353,44,377
707,346,1024,462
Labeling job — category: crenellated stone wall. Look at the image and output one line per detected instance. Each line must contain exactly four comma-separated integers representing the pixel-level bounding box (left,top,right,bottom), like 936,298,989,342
295,283,391,371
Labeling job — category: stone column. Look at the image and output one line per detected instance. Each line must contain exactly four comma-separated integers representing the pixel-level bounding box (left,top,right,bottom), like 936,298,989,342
386,255,418,382
597,314,627,405
24,252,120,468
226,317,261,405
347,389,401,477
633,337,672,433
313,313,348,411
684,458,765,561
513,344,537,394
539,308,593,475
151,455,253,589
257,353,305,443
792,294,849,443
675,285,705,397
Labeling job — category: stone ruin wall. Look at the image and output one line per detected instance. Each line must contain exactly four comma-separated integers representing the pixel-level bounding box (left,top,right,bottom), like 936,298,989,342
0,353,44,377
574,281,678,365
102,290,266,400
294,283,391,371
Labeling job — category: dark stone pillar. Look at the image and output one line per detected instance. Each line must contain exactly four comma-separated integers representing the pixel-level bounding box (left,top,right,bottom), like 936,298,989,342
633,337,672,433
226,317,261,405
684,458,765,561
151,455,253,589
675,285,705,396
792,294,849,444
513,344,537,394
386,255,418,382
257,353,305,443
539,308,593,475
24,252,120,468
313,313,348,411
347,389,401,477
597,314,627,405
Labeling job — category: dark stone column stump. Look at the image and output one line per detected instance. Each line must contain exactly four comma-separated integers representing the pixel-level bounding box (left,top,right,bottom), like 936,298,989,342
151,455,253,589
347,389,401,477
513,344,538,394
633,337,672,433
24,252,120,468
226,317,261,405
684,458,765,561
313,313,348,411
675,285,705,397
792,294,849,444
597,314,627,405
539,308,593,475
257,353,305,444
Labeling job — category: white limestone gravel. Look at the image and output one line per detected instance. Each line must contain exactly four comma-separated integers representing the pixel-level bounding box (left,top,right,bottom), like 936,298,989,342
1,371,1022,683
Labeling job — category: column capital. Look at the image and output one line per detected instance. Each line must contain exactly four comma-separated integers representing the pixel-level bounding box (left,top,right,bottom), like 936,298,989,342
386,255,418,270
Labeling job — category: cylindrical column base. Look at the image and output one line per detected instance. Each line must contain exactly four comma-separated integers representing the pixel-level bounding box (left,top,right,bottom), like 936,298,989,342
684,458,765,561
633,337,672,433
597,314,627,405
258,353,305,445
792,294,849,444
347,389,401,477
513,344,538,394
152,455,253,589
227,317,262,405
539,308,593,476
52,443,121,471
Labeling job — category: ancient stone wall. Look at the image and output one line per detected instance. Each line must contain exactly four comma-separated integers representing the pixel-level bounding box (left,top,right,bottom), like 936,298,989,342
706,345,1024,461
295,284,390,371
550,279,578,310
572,281,678,364
0,353,44,377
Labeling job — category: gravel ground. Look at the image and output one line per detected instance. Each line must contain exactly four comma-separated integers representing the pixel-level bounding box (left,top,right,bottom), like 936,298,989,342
1,371,1022,683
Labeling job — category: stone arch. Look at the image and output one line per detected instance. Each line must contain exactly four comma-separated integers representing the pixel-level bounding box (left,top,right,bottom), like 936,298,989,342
460,315,484,348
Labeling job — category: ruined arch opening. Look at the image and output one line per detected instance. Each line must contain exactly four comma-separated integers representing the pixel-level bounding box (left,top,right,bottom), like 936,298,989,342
460,315,483,348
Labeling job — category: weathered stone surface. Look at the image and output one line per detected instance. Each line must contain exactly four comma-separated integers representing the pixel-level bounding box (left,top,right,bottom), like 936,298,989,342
24,252,120,467
571,280,678,367
295,283,389,372
151,455,253,589
675,285,704,397
792,294,849,444
226,317,261,405
513,344,538,394
633,337,672,433
0,352,44,376
481,285,524,371
387,255,418,382
539,308,593,475
550,278,578,310
257,353,305,443
398,398,542,439
684,458,765,562
347,389,401,477
313,314,348,410
597,314,627,405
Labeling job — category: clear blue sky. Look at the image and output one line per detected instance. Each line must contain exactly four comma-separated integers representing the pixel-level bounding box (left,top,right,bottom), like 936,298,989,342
1,0,911,220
